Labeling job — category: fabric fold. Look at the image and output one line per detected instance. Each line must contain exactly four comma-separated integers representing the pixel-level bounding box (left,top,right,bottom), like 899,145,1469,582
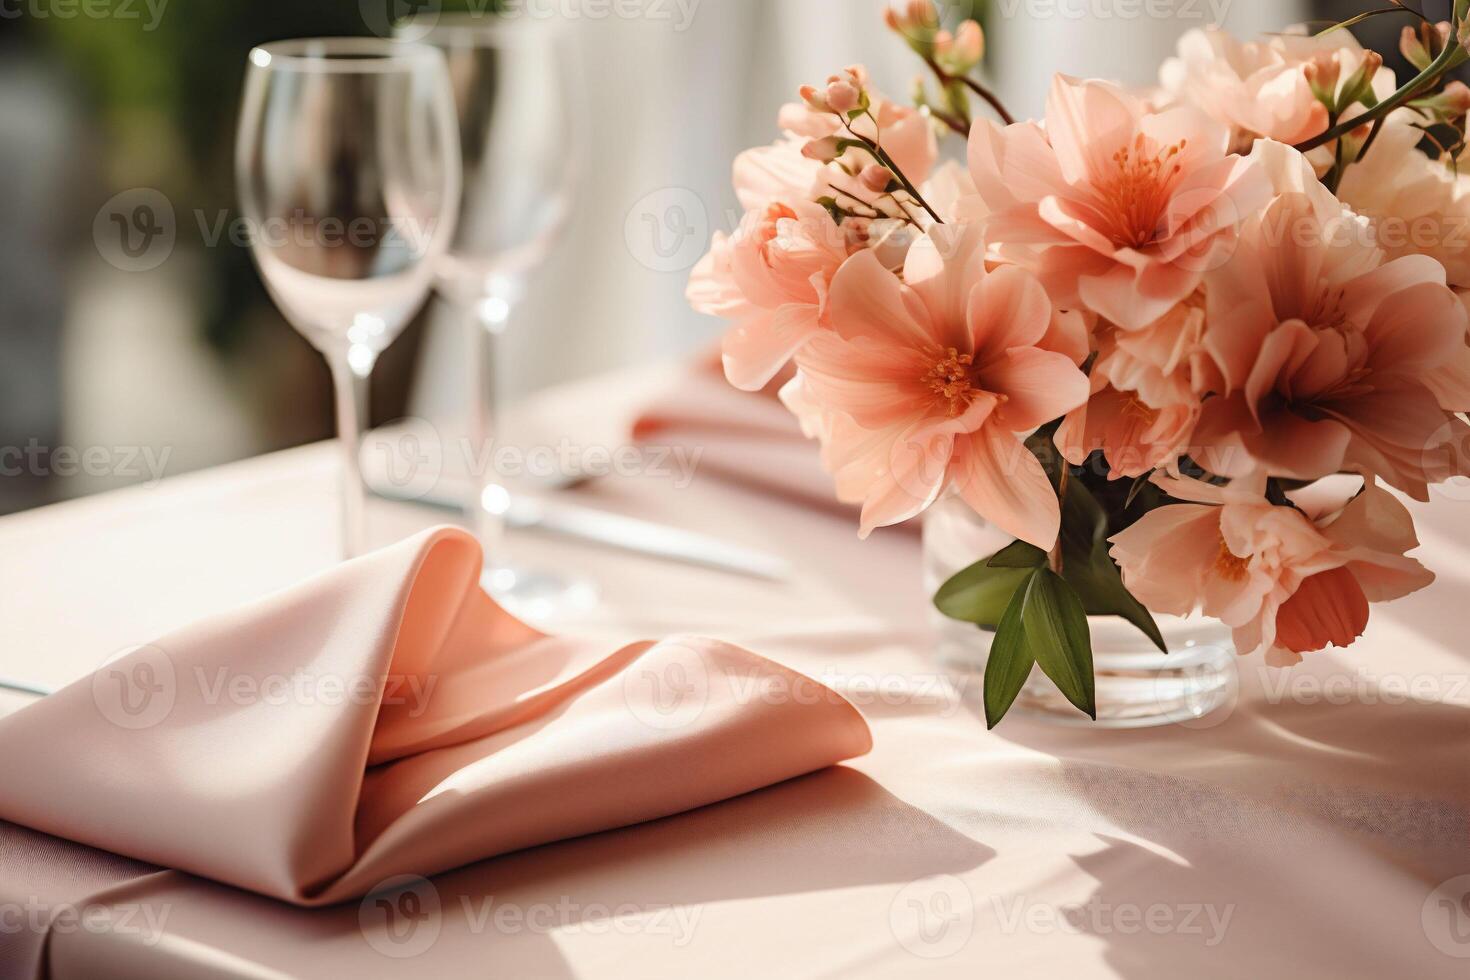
0,527,871,906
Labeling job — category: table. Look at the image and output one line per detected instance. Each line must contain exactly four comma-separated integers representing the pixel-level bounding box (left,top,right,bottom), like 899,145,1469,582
1,365,1467,978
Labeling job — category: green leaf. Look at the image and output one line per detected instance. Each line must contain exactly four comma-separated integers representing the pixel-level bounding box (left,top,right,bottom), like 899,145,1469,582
1057,479,1168,655
983,574,1036,728
934,561,1032,629
1066,550,1168,655
986,540,1048,569
1021,570,1096,720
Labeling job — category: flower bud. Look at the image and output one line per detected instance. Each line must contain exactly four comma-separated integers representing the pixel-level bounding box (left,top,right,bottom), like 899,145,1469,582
801,136,843,163
954,20,984,65
859,164,895,193
1337,51,1383,111
1411,80,1470,126
1403,21,1453,72
885,0,940,54
1303,52,1341,107
1401,25,1431,72
799,84,831,113
903,0,938,29
825,78,861,114
1442,80,1470,115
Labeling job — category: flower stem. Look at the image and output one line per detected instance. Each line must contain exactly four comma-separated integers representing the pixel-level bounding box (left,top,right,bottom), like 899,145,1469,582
1295,37,1465,153
840,117,944,224
1051,467,1070,576
923,55,1016,126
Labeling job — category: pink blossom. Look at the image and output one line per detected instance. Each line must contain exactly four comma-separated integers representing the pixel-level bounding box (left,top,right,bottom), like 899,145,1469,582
1160,27,1397,151
1270,478,1435,664
1110,475,1338,659
968,74,1271,331
781,225,1088,545
1055,291,1224,478
1109,475,1431,663
1193,183,1470,499
1337,118,1470,289
687,200,856,391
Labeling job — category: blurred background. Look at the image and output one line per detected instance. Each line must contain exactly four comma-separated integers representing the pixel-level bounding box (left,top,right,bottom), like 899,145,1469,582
0,0,1453,514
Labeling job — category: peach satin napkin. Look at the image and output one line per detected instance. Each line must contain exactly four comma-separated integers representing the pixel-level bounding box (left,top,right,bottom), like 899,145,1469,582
0,527,871,906
632,356,850,515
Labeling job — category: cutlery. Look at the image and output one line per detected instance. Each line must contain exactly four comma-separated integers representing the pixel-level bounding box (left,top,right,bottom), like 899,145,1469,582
368,480,791,582
0,677,51,698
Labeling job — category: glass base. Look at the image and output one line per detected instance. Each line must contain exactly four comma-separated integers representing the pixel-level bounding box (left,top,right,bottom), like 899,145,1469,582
924,494,1237,729
937,621,1237,728
481,565,598,625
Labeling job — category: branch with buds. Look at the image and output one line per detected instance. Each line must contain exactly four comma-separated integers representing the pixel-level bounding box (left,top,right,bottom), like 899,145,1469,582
1298,14,1469,157
799,69,945,224
884,0,1014,133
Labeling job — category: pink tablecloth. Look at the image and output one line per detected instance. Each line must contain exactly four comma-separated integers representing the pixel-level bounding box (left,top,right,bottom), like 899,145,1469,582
1,364,1466,979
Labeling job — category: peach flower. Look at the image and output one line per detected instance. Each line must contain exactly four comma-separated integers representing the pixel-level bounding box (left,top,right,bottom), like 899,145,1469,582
690,67,944,391
731,137,822,213
1349,134,1470,415
1337,118,1470,288
782,224,1088,545
1160,27,1396,151
1109,475,1431,664
689,200,861,391
1270,477,1436,665
1055,291,1222,478
1194,186,1470,498
968,74,1271,331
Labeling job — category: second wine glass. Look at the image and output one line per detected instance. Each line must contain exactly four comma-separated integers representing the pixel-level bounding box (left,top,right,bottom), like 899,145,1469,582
399,14,589,617
236,38,462,558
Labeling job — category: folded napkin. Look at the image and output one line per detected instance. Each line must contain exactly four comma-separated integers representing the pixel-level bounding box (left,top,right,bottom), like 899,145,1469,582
632,355,851,515
0,527,870,906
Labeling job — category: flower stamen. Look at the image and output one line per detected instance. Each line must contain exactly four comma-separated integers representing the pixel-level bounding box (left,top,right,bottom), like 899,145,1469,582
1095,135,1188,250
1214,533,1251,581
924,347,977,416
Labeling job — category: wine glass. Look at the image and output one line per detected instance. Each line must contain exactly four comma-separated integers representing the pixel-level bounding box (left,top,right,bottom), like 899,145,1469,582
396,14,589,616
236,38,462,558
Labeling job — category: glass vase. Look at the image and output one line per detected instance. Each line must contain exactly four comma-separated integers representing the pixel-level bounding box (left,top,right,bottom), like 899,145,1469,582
923,494,1237,728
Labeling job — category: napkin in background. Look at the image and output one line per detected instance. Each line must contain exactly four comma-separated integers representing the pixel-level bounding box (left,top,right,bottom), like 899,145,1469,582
0,527,871,906
632,353,875,521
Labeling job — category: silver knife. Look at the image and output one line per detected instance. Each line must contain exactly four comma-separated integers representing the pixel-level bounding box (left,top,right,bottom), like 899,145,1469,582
368,481,791,582
0,677,52,698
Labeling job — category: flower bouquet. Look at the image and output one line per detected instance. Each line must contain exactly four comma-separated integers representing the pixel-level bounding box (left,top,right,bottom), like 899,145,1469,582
688,1,1470,726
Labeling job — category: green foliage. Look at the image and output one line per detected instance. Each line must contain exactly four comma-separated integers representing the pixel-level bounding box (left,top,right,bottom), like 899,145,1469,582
982,579,1033,727
934,560,1034,630
978,567,1095,727
1020,569,1094,720
934,439,1172,726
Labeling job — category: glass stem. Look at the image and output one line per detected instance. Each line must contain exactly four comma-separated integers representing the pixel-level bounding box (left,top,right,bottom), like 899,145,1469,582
466,298,509,561
328,353,370,560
